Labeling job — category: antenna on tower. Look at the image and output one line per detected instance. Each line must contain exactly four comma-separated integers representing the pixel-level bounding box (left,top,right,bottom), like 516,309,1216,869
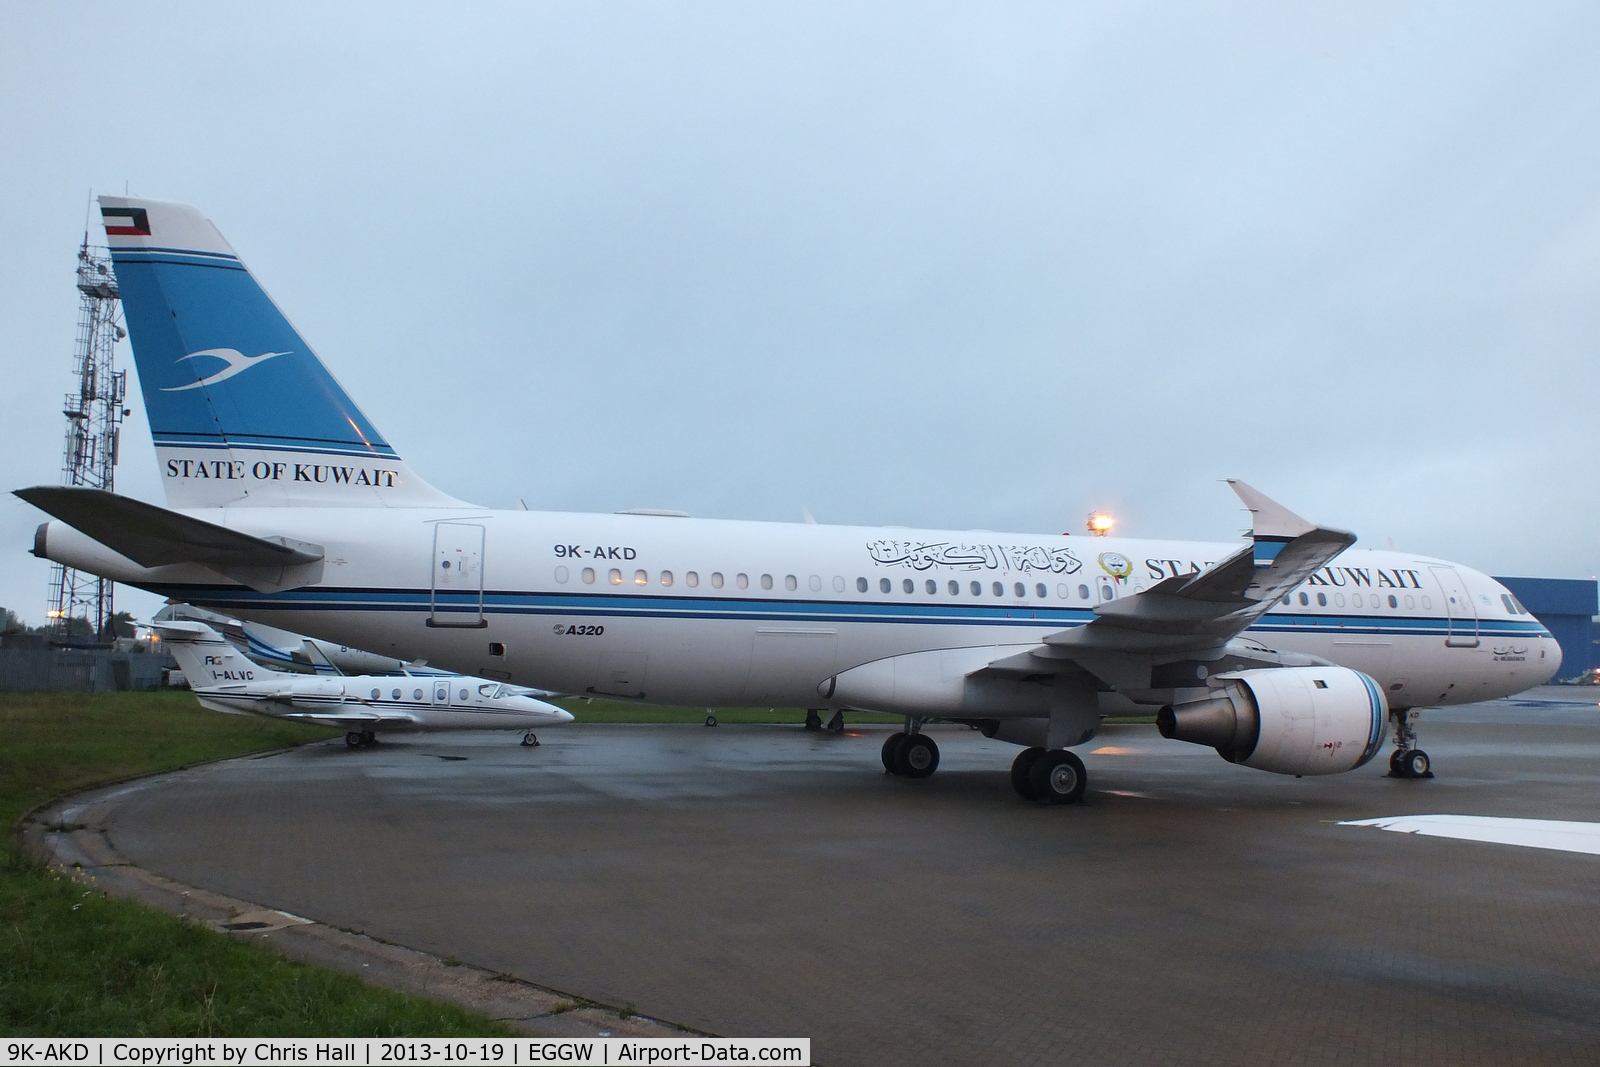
44,237,128,646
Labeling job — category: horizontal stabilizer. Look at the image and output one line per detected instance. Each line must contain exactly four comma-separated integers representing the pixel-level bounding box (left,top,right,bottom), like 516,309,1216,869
17,486,324,593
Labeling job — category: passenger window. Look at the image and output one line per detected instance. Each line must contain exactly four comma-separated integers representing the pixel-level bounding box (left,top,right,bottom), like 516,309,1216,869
1352,593,1362,608
1014,582,1025,598
880,578,892,593
1422,595,1431,609
1388,595,1398,608
760,574,773,590
711,572,724,589
686,571,699,588
857,577,869,592
661,570,674,587
1334,593,1344,607
992,582,1004,597
926,579,937,594
1404,595,1415,609
1078,584,1090,600
1057,583,1069,598
1316,593,1327,607
392,688,401,699
1036,583,1047,599
413,689,422,700
736,573,749,589
371,688,380,699
895,578,908,594
1281,596,1291,606
810,575,822,592
555,566,569,583
1100,583,1114,601
949,580,960,595
971,581,982,596
609,569,623,585
1298,592,1309,606
582,567,596,584
635,569,648,585
786,575,798,591
459,688,469,701
833,576,846,592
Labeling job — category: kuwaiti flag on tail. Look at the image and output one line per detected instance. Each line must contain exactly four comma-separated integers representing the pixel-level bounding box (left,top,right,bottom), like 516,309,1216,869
96,195,460,510
100,205,151,236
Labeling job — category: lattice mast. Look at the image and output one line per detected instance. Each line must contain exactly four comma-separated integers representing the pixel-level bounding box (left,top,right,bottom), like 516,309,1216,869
45,241,128,644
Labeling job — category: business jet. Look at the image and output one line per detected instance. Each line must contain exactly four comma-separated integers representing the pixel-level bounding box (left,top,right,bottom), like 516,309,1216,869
155,620,573,748
18,197,1562,804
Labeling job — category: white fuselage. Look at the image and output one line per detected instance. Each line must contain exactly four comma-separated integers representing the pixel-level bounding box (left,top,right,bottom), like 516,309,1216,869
59,507,1561,712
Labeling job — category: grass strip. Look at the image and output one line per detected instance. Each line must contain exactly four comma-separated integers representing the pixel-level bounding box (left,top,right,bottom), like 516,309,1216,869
556,698,899,724
1,690,514,1037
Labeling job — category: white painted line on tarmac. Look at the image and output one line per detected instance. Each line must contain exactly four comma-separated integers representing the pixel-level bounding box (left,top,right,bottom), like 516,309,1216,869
1340,814,1600,856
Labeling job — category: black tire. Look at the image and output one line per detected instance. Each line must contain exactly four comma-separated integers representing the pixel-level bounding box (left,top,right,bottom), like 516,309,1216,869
346,732,363,749
1389,749,1406,776
826,711,844,734
704,713,718,727
521,732,539,747
362,731,377,746
899,734,940,779
1010,747,1045,800
804,710,823,731
1404,749,1430,778
882,732,907,774
1028,750,1087,805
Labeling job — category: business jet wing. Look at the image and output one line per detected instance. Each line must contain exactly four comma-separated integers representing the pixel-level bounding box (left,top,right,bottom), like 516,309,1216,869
1041,481,1353,658
16,486,323,592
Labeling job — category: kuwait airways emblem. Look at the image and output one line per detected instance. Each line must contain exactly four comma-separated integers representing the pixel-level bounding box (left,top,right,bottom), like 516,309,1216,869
1097,552,1133,583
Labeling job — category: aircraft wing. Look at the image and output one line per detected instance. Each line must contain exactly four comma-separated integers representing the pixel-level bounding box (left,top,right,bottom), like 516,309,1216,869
16,486,323,592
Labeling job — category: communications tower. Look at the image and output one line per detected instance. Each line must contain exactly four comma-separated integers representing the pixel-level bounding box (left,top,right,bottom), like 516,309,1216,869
44,242,128,644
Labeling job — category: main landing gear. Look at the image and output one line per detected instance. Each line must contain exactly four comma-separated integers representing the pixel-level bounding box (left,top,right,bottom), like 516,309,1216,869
804,709,823,731
521,731,541,747
1387,708,1433,779
882,723,940,779
1010,747,1087,805
345,730,377,749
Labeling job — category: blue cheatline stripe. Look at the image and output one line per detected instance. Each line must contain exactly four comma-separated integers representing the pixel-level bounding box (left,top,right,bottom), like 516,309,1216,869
111,246,240,261
151,434,401,459
111,253,247,271
140,584,1554,641
1356,671,1387,766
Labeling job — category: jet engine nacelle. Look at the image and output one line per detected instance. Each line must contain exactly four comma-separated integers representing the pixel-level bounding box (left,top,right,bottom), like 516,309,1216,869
1156,666,1387,776
285,679,348,709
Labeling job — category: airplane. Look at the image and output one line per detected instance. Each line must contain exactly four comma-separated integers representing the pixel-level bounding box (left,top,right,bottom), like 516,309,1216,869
156,601,461,678
154,619,574,748
18,196,1563,804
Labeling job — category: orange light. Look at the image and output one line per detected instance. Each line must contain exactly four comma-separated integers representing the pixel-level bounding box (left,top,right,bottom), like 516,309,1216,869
46,610,65,618
1087,511,1114,536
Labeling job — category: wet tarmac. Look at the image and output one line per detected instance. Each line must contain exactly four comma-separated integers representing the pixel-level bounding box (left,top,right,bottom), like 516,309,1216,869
102,688,1600,1065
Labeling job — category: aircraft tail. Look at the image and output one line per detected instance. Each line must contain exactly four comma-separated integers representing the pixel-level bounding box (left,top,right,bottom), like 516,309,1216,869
99,197,460,509
153,620,282,685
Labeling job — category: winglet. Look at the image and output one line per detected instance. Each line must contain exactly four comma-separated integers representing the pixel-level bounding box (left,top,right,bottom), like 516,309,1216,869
1227,480,1323,565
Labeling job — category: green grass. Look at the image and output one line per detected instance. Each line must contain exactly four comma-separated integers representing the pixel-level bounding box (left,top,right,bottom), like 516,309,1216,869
556,698,901,724
1,690,515,1037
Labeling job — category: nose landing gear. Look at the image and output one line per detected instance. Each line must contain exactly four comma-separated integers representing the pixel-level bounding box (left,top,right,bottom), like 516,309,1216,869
345,730,377,748
521,731,540,747
1387,708,1433,779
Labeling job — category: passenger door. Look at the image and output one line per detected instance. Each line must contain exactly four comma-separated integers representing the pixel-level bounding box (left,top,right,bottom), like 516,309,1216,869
430,523,486,628
1429,566,1479,648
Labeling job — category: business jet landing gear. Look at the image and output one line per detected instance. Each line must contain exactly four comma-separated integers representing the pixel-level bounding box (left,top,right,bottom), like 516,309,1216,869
1010,747,1087,804
882,721,939,778
346,730,377,749
1387,708,1433,779
521,731,540,747
825,709,844,734
804,709,823,731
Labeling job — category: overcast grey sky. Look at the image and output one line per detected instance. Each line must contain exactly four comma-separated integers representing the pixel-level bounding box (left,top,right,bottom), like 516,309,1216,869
3,2,1597,626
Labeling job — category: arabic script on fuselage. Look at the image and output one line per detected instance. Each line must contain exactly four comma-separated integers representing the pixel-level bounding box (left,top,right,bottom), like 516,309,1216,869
867,540,1083,574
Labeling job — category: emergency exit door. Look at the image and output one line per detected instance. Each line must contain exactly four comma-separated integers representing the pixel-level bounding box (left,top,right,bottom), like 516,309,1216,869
1429,565,1479,647
430,523,486,627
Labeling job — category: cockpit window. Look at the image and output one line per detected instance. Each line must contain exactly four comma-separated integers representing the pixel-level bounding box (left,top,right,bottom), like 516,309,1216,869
1511,595,1529,614
1501,594,1517,614
479,683,502,698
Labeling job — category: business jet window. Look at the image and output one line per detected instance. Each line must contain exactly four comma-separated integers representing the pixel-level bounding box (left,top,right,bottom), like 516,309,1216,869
1014,583,1026,598
992,582,1004,597
711,572,724,588
660,570,673,587
1388,595,1399,608
809,575,822,592
391,688,401,700
971,581,982,596
554,566,568,583
370,689,380,699
581,567,596,584
609,569,623,585
634,570,648,585
1316,593,1327,607
833,576,846,592
786,575,798,591
880,578,892,593
903,578,915,594
760,574,773,590
926,579,937,594
459,688,469,700
686,571,699,588
413,689,423,700
1036,583,1047,599
479,683,500,697
1298,592,1309,606
857,577,869,592
1079,584,1090,600
736,573,749,589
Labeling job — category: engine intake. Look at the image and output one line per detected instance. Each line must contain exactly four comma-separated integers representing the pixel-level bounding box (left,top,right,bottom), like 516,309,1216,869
1157,665,1387,776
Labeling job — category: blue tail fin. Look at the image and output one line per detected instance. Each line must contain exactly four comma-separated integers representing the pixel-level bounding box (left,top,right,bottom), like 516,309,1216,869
100,196,457,508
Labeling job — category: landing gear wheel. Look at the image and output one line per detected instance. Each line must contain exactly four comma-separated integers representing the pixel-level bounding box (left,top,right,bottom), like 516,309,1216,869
360,730,376,747
704,711,718,727
1402,749,1431,778
898,734,940,779
1389,750,1406,776
1010,747,1045,800
521,732,540,747
1028,750,1087,805
346,732,363,749
804,709,823,731
882,732,907,774
825,710,844,734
